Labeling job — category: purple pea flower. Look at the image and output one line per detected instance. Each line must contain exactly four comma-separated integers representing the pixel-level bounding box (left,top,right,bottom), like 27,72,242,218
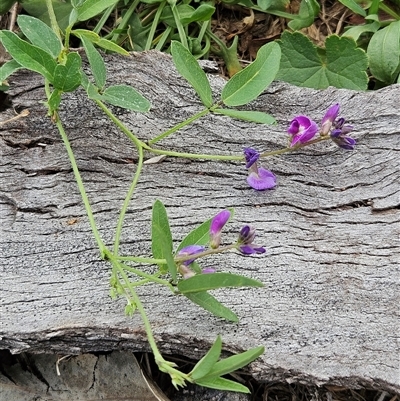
331,117,356,150
243,147,260,168
244,147,276,191
210,209,231,248
177,244,205,279
288,115,319,146
237,225,266,255
320,103,340,135
201,267,216,274
177,245,205,266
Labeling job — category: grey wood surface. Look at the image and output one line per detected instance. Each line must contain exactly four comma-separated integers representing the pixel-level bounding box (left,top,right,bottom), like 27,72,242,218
0,51,399,394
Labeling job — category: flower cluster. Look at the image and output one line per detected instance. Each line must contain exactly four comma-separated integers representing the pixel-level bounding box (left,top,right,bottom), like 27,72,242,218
177,210,266,279
288,103,355,149
244,104,355,191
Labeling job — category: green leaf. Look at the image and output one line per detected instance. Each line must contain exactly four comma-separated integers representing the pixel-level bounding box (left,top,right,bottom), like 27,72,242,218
180,3,215,25
213,108,276,124
171,41,213,108
0,59,22,81
175,208,234,254
175,219,211,254
367,21,400,84
76,0,119,21
0,30,56,81
257,0,273,11
184,291,238,322
81,71,103,100
100,85,151,112
256,0,289,11
189,335,222,381
72,28,100,42
195,376,250,393
153,224,177,280
342,16,380,42
222,42,281,107
178,272,263,294
79,35,106,88
201,345,264,379
47,89,62,112
277,31,368,90
338,0,366,17
17,15,62,58
73,29,129,56
0,0,17,15
151,200,174,274
20,0,74,31
53,52,82,92
96,38,130,56
288,0,320,30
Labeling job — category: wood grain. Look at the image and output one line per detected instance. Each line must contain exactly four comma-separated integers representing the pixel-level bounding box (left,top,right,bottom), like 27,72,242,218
0,51,399,393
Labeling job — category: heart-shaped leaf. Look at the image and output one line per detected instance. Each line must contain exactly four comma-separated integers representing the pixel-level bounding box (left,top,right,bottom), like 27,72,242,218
53,52,82,92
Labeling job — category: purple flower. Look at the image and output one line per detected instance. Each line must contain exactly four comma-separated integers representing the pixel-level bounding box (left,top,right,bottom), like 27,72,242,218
247,167,276,191
177,245,205,266
244,147,276,191
331,117,356,150
237,225,266,255
320,103,340,135
210,210,231,248
201,267,216,274
244,147,260,168
288,115,319,146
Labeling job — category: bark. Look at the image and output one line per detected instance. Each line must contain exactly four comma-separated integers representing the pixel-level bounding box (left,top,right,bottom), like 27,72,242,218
0,51,399,394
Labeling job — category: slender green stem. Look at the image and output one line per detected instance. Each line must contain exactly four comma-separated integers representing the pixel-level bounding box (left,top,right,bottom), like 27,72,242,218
260,135,331,158
113,146,144,255
175,243,238,263
116,265,161,354
145,1,167,50
94,99,146,149
172,5,188,49
116,255,167,264
148,147,244,161
111,0,142,43
154,26,172,51
148,108,211,145
54,113,105,252
94,98,243,161
114,260,174,288
45,0,62,43
93,5,115,35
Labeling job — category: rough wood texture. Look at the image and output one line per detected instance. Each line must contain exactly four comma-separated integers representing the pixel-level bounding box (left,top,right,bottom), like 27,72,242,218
0,51,399,394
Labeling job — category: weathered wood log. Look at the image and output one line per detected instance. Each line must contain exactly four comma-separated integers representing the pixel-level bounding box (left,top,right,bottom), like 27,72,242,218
0,51,399,395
